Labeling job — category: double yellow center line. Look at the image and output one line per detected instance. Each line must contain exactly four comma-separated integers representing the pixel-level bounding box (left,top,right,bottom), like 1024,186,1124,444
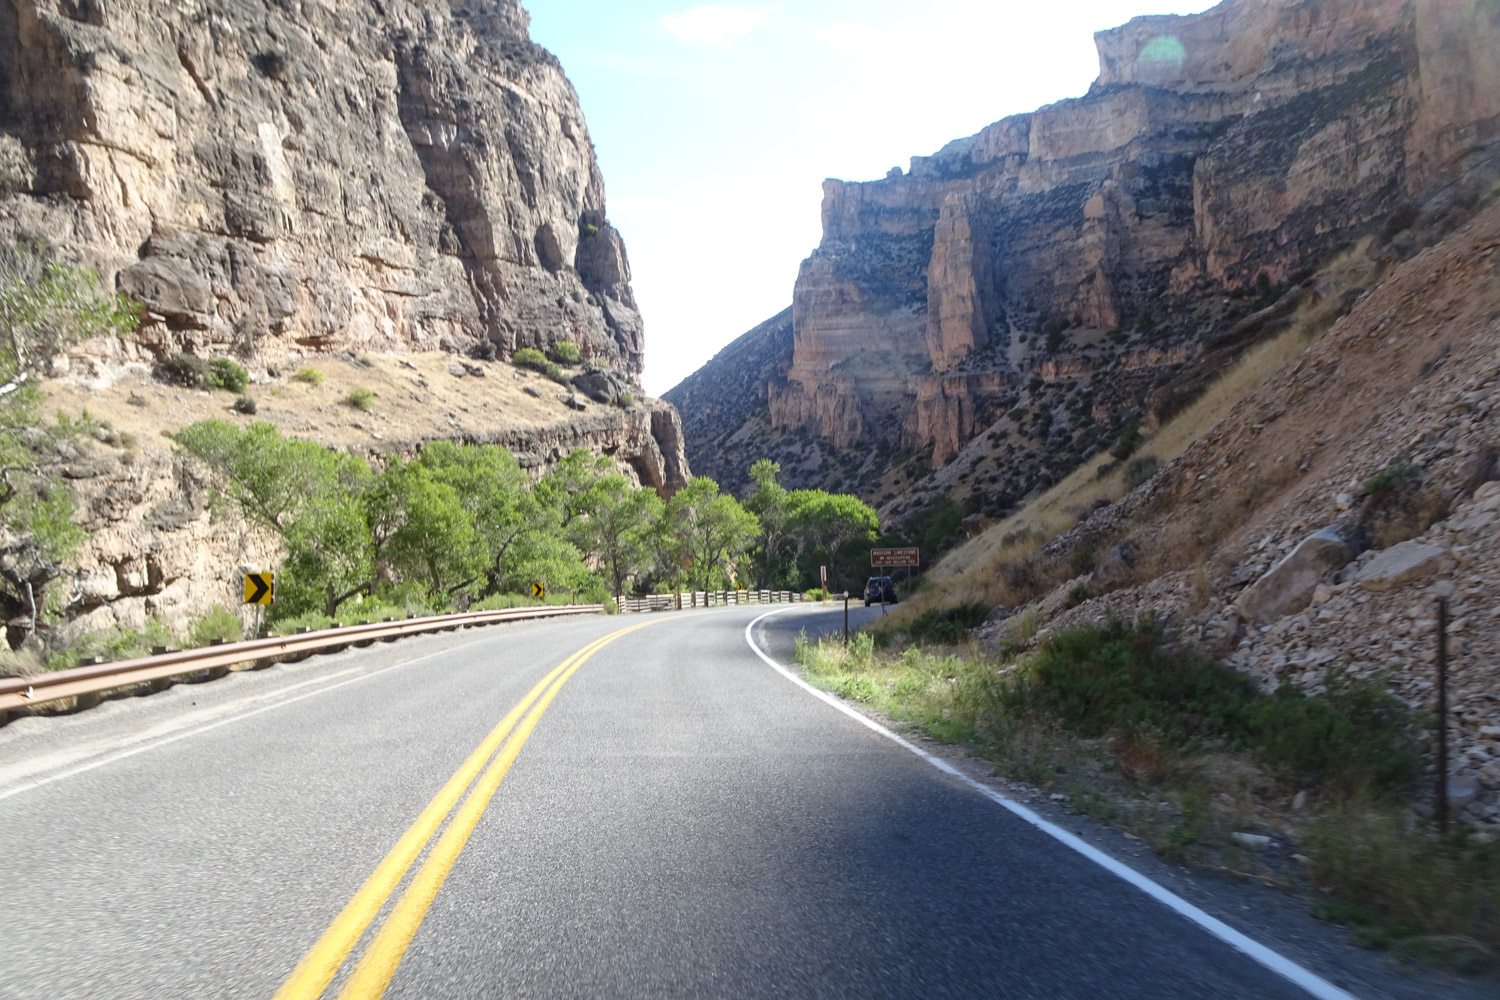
273,618,661,1000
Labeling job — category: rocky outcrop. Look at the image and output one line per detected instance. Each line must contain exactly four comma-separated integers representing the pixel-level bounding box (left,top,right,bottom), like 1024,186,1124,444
1235,525,1354,625
672,0,1500,507
0,0,644,372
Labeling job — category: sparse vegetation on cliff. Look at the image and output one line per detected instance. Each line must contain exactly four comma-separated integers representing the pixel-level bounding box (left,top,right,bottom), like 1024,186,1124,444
343,386,375,411
0,241,139,646
547,340,581,365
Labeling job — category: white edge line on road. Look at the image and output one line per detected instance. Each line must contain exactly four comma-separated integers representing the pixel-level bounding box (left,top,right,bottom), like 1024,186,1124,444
744,606,1361,1000
0,634,508,804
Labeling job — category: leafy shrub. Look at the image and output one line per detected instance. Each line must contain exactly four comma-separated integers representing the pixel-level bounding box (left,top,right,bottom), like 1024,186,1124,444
188,604,243,647
344,386,375,411
470,593,559,611
547,341,581,365
511,347,547,371
1109,420,1142,461
905,601,989,645
471,338,498,361
1361,459,1422,497
293,366,324,386
49,618,174,671
1064,582,1092,609
1066,541,1097,575
543,361,568,384
158,352,212,388
1123,455,1161,489
617,391,634,409
208,358,249,393
271,610,338,636
232,395,257,415
1246,670,1420,790
0,647,43,678
1005,619,1418,791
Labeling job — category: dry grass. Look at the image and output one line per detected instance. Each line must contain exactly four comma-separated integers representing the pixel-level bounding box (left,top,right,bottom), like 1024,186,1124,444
42,352,590,457
1137,322,1321,469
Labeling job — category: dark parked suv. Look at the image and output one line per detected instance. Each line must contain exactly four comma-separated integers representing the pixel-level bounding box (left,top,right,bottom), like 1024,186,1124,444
864,576,897,606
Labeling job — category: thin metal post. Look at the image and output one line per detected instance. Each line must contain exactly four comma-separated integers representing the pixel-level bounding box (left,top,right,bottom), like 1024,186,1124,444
1436,593,1450,836
843,593,850,645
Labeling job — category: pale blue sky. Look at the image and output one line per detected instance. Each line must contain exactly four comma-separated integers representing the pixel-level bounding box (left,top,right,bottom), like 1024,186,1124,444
526,2,1216,394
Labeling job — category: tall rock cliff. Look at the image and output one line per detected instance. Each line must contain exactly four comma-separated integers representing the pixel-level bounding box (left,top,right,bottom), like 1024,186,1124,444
670,0,1500,511
0,0,644,372
0,1,692,635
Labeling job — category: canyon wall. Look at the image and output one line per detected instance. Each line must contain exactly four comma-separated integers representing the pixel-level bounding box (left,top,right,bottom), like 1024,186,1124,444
0,0,645,372
675,0,1500,501
0,0,694,634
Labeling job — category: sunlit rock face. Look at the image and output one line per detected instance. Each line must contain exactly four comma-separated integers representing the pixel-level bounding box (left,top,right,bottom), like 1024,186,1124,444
0,0,644,374
713,0,1500,474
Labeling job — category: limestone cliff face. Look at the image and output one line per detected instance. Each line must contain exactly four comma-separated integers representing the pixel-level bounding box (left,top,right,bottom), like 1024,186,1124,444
678,0,1500,496
0,0,644,372
0,1,694,634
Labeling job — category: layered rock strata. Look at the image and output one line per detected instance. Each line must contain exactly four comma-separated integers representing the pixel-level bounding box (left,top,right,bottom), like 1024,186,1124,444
676,0,1500,499
0,0,644,371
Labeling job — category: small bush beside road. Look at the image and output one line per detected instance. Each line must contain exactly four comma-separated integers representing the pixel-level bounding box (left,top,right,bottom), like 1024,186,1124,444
794,616,1498,970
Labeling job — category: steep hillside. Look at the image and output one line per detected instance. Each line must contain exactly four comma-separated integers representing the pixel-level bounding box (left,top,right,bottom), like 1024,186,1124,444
921,198,1500,820
672,0,1500,520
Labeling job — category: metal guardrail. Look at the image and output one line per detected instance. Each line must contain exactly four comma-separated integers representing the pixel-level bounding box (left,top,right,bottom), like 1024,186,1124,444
0,604,602,716
618,590,804,613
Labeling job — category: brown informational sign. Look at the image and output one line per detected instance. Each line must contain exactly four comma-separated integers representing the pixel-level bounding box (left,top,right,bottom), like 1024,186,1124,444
871,547,919,568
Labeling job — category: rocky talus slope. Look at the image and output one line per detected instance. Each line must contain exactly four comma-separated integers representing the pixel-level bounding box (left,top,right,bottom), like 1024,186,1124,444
0,0,643,371
1005,201,1500,826
671,0,1500,511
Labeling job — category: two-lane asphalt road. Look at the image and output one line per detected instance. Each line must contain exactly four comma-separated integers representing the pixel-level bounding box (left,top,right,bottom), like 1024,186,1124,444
1,605,1355,998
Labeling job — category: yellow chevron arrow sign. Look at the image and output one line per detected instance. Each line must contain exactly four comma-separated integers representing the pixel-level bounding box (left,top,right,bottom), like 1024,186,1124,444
244,572,275,606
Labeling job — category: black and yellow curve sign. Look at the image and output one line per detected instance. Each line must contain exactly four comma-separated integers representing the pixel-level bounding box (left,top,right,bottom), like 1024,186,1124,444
244,572,275,606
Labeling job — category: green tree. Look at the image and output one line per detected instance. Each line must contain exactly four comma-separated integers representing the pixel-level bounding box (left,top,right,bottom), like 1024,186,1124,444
175,420,374,618
503,531,595,600
665,477,759,593
369,458,485,601
576,474,663,597
744,458,794,589
787,489,880,591
416,441,537,596
535,449,616,532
